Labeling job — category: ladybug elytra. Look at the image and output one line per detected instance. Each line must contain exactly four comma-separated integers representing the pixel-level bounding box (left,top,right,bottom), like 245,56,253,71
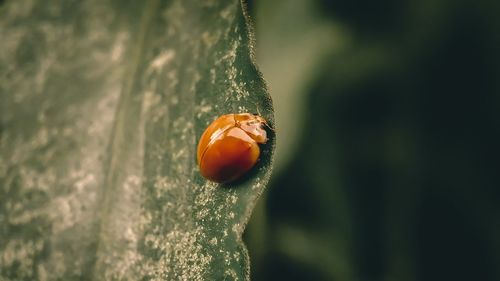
197,113,269,183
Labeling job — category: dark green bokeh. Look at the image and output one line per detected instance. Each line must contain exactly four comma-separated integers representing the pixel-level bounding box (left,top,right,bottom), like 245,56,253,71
246,0,500,280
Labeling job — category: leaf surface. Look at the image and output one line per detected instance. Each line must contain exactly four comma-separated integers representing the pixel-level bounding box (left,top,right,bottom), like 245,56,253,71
0,0,274,280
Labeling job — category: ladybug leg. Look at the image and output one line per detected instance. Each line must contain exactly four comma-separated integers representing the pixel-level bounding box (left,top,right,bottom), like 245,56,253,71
263,120,274,132
233,113,241,128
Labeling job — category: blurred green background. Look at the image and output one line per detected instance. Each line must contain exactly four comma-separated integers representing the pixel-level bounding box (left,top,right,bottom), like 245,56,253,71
244,0,500,280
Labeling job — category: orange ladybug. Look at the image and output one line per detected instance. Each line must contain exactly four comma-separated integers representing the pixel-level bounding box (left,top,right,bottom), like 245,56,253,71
197,113,269,183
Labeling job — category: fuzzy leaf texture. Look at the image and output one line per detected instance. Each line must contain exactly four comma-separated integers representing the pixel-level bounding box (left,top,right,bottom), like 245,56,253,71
0,0,275,280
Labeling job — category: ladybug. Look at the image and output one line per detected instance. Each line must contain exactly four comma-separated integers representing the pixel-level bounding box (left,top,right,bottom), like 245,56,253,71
197,113,269,183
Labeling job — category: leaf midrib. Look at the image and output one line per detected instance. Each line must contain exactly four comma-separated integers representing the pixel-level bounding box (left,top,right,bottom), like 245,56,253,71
84,0,161,279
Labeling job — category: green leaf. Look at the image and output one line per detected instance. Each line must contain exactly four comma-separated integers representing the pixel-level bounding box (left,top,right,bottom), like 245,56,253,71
0,0,274,280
